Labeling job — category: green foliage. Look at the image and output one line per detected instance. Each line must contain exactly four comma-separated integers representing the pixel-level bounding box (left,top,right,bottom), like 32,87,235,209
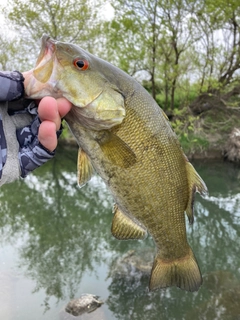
142,80,162,95
6,0,96,41
178,133,210,154
155,84,199,110
103,11,146,75
59,121,72,139
1,0,104,70
171,107,209,153
0,35,21,70
108,0,240,109
1,0,240,109
1,0,240,154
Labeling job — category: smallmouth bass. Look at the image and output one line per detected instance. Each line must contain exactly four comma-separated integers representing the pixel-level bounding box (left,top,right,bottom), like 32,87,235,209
25,35,208,292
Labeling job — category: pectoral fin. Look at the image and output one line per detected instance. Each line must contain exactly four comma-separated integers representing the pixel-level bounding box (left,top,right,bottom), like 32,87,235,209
185,160,208,224
77,148,94,187
97,131,136,168
111,204,147,240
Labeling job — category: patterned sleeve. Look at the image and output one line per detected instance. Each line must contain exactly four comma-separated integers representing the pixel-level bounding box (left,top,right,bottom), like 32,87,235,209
17,112,55,178
0,114,7,179
16,104,62,178
0,101,62,185
0,71,25,102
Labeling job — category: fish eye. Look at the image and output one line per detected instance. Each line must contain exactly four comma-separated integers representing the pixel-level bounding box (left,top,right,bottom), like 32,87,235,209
73,58,89,71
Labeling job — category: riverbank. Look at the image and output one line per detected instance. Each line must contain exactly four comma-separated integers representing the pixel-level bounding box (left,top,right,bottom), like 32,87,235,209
60,93,240,163
171,92,240,162
59,133,225,161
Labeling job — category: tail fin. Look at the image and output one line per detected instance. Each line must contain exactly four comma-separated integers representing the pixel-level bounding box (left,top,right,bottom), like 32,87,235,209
149,248,202,292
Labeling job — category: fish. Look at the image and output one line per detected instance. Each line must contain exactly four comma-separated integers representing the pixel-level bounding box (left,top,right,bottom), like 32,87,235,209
25,34,208,292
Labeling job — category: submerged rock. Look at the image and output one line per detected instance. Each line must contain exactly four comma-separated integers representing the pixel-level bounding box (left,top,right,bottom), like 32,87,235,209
65,294,104,316
109,249,154,279
59,294,104,320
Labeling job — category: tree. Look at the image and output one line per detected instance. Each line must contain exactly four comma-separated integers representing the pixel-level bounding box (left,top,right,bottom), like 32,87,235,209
191,0,240,93
0,35,20,70
2,0,240,110
107,0,200,110
1,0,103,70
158,0,199,110
107,0,163,101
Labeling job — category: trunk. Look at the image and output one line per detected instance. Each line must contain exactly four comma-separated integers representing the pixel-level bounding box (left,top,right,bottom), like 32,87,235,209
170,79,176,111
151,1,157,101
164,81,169,109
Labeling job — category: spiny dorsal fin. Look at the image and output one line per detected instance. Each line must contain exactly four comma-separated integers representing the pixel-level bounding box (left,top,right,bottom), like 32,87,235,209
77,148,94,187
185,160,208,224
96,131,136,168
111,204,147,240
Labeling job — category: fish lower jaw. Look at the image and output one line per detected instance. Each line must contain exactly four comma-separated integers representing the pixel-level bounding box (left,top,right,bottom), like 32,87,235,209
27,85,62,99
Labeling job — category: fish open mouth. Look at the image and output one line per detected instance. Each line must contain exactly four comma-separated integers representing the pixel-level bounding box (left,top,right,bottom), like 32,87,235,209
35,34,56,67
33,35,58,83
43,35,56,53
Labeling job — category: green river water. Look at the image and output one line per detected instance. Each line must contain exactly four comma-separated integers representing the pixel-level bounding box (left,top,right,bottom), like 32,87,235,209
0,146,239,320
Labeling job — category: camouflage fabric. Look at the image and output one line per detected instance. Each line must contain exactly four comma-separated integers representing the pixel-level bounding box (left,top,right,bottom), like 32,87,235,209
16,103,62,178
0,115,7,179
0,71,62,185
0,71,24,101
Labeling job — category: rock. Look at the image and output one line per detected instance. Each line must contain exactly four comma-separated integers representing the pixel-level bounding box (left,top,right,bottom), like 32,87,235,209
109,249,153,278
59,294,104,320
65,294,103,316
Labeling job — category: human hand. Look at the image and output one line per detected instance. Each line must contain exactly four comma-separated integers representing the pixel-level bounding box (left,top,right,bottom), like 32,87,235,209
16,97,72,178
23,70,72,151
37,97,72,151
0,70,72,185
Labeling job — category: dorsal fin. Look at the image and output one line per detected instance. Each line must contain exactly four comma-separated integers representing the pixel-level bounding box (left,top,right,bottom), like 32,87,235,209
185,160,208,224
111,204,147,240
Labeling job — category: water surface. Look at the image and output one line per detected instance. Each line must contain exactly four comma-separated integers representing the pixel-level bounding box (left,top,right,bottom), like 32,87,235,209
0,147,239,320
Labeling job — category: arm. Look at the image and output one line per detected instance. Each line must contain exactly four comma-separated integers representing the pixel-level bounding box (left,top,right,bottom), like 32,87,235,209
0,71,72,186
0,71,24,101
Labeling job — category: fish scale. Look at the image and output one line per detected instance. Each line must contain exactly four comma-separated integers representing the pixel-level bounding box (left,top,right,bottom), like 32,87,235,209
25,34,208,292
103,93,191,261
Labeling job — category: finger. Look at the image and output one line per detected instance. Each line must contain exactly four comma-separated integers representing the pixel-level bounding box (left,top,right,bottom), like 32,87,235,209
38,96,61,130
56,97,72,118
38,121,57,152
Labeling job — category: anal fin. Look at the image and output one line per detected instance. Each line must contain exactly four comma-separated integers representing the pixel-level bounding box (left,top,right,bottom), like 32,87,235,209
185,160,208,224
111,204,147,240
77,148,94,187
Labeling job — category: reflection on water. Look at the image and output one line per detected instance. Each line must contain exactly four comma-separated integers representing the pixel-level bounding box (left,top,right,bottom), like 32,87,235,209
0,147,239,319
